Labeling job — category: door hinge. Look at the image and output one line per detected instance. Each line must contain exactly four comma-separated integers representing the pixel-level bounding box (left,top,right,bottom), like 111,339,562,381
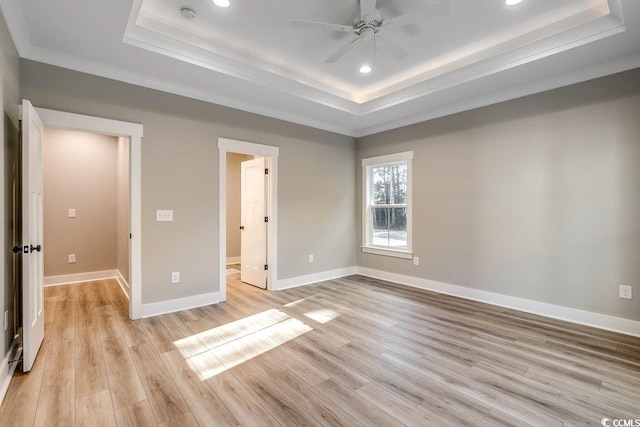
265,168,269,175
129,233,132,239
264,264,268,271
264,216,268,223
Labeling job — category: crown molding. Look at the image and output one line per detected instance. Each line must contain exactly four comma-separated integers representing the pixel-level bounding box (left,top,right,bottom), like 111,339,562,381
123,0,622,116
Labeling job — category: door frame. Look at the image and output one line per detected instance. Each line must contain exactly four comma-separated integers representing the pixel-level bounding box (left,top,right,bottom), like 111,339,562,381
34,107,144,319
218,138,279,300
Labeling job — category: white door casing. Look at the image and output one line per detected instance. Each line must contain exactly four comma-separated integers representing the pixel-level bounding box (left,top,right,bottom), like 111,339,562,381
33,107,143,319
21,100,45,372
240,157,267,288
218,138,279,300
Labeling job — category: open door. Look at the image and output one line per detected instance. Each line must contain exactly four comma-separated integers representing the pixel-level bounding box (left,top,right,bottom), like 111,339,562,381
240,157,267,289
21,100,45,372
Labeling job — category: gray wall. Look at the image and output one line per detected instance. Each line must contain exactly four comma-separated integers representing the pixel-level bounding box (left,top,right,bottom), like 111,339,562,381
0,10,20,356
17,40,639,324
22,60,357,305
357,69,640,321
43,127,118,276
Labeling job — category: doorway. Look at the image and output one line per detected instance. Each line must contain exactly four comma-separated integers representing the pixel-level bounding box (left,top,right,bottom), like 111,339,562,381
41,128,129,293
218,138,279,301
32,107,143,319
226,153,269,290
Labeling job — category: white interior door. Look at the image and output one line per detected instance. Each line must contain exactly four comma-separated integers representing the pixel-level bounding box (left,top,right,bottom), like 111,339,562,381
21,100,45,372
240,157,267,289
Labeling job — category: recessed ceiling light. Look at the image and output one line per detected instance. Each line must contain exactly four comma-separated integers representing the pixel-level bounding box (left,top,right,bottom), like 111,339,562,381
213,0,230,7
360,65,372,74
505,0,523,5
180,7,197,20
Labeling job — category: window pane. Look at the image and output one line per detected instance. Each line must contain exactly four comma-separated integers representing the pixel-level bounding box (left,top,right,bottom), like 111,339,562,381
371,165,390,204
372,207,407,248
371,162,407,205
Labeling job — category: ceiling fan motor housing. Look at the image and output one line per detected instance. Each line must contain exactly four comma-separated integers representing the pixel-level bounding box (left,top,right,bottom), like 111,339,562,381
353,9,383,32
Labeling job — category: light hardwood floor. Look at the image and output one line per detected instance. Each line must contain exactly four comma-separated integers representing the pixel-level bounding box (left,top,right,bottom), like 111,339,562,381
1,273,639,426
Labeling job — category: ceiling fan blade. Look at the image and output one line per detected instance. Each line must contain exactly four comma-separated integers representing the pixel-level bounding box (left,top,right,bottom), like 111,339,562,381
325,37,360,63
360,0,377,18
290,20,354,33
375,35,408,60
383,0,450,28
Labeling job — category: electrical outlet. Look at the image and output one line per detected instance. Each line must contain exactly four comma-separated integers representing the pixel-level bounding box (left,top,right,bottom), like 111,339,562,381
68,254,76,263
172,272,180,284
309,254,314,263
620,285,632,300
68,208,76,218
413,257,419,266
4,310,7,331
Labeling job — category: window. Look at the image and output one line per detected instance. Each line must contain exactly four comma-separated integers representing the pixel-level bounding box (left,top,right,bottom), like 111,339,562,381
362,151,413,259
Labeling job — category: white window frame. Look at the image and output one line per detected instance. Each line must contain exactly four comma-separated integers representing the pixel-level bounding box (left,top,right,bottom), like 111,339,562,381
361,151,413,259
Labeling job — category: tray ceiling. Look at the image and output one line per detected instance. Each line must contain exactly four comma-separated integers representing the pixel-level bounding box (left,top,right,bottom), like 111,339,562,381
1,0,639,136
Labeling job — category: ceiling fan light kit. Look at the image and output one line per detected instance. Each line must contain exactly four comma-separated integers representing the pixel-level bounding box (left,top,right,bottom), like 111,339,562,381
289,0,450,68
213,0,230,8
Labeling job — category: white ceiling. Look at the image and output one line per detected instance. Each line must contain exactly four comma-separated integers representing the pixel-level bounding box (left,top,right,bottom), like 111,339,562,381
1,0,639,137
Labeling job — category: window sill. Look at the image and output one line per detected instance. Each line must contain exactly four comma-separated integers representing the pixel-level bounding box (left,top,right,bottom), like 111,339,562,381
361,246,413,259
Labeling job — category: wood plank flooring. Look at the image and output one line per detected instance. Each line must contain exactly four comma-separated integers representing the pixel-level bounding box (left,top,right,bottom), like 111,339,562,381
1,272,639,426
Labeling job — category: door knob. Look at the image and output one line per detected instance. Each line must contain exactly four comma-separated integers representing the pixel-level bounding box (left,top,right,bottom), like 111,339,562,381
12,246,21,254
30,244,42,253
239,226,244,230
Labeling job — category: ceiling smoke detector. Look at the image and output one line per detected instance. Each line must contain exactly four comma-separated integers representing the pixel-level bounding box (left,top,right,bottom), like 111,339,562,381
180,7,197,20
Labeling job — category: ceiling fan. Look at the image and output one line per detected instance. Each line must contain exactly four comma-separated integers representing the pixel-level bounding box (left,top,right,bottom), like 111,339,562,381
290,0,450,65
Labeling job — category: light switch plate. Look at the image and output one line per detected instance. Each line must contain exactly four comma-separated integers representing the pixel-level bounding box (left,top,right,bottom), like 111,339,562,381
68,254,76,263
156,210,174,222
68,208,76,218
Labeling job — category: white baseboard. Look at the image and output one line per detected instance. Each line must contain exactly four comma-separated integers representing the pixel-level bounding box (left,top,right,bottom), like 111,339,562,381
0,340,20,406
276,266,357,291
44,270,117,286
139,291,223,318
356,267,640,338
115,270,130,299
226,257,241,265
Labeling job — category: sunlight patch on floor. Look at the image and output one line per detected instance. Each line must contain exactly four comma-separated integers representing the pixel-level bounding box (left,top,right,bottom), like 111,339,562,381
173,309,313,381
174,308,289,357
303,308,340,324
